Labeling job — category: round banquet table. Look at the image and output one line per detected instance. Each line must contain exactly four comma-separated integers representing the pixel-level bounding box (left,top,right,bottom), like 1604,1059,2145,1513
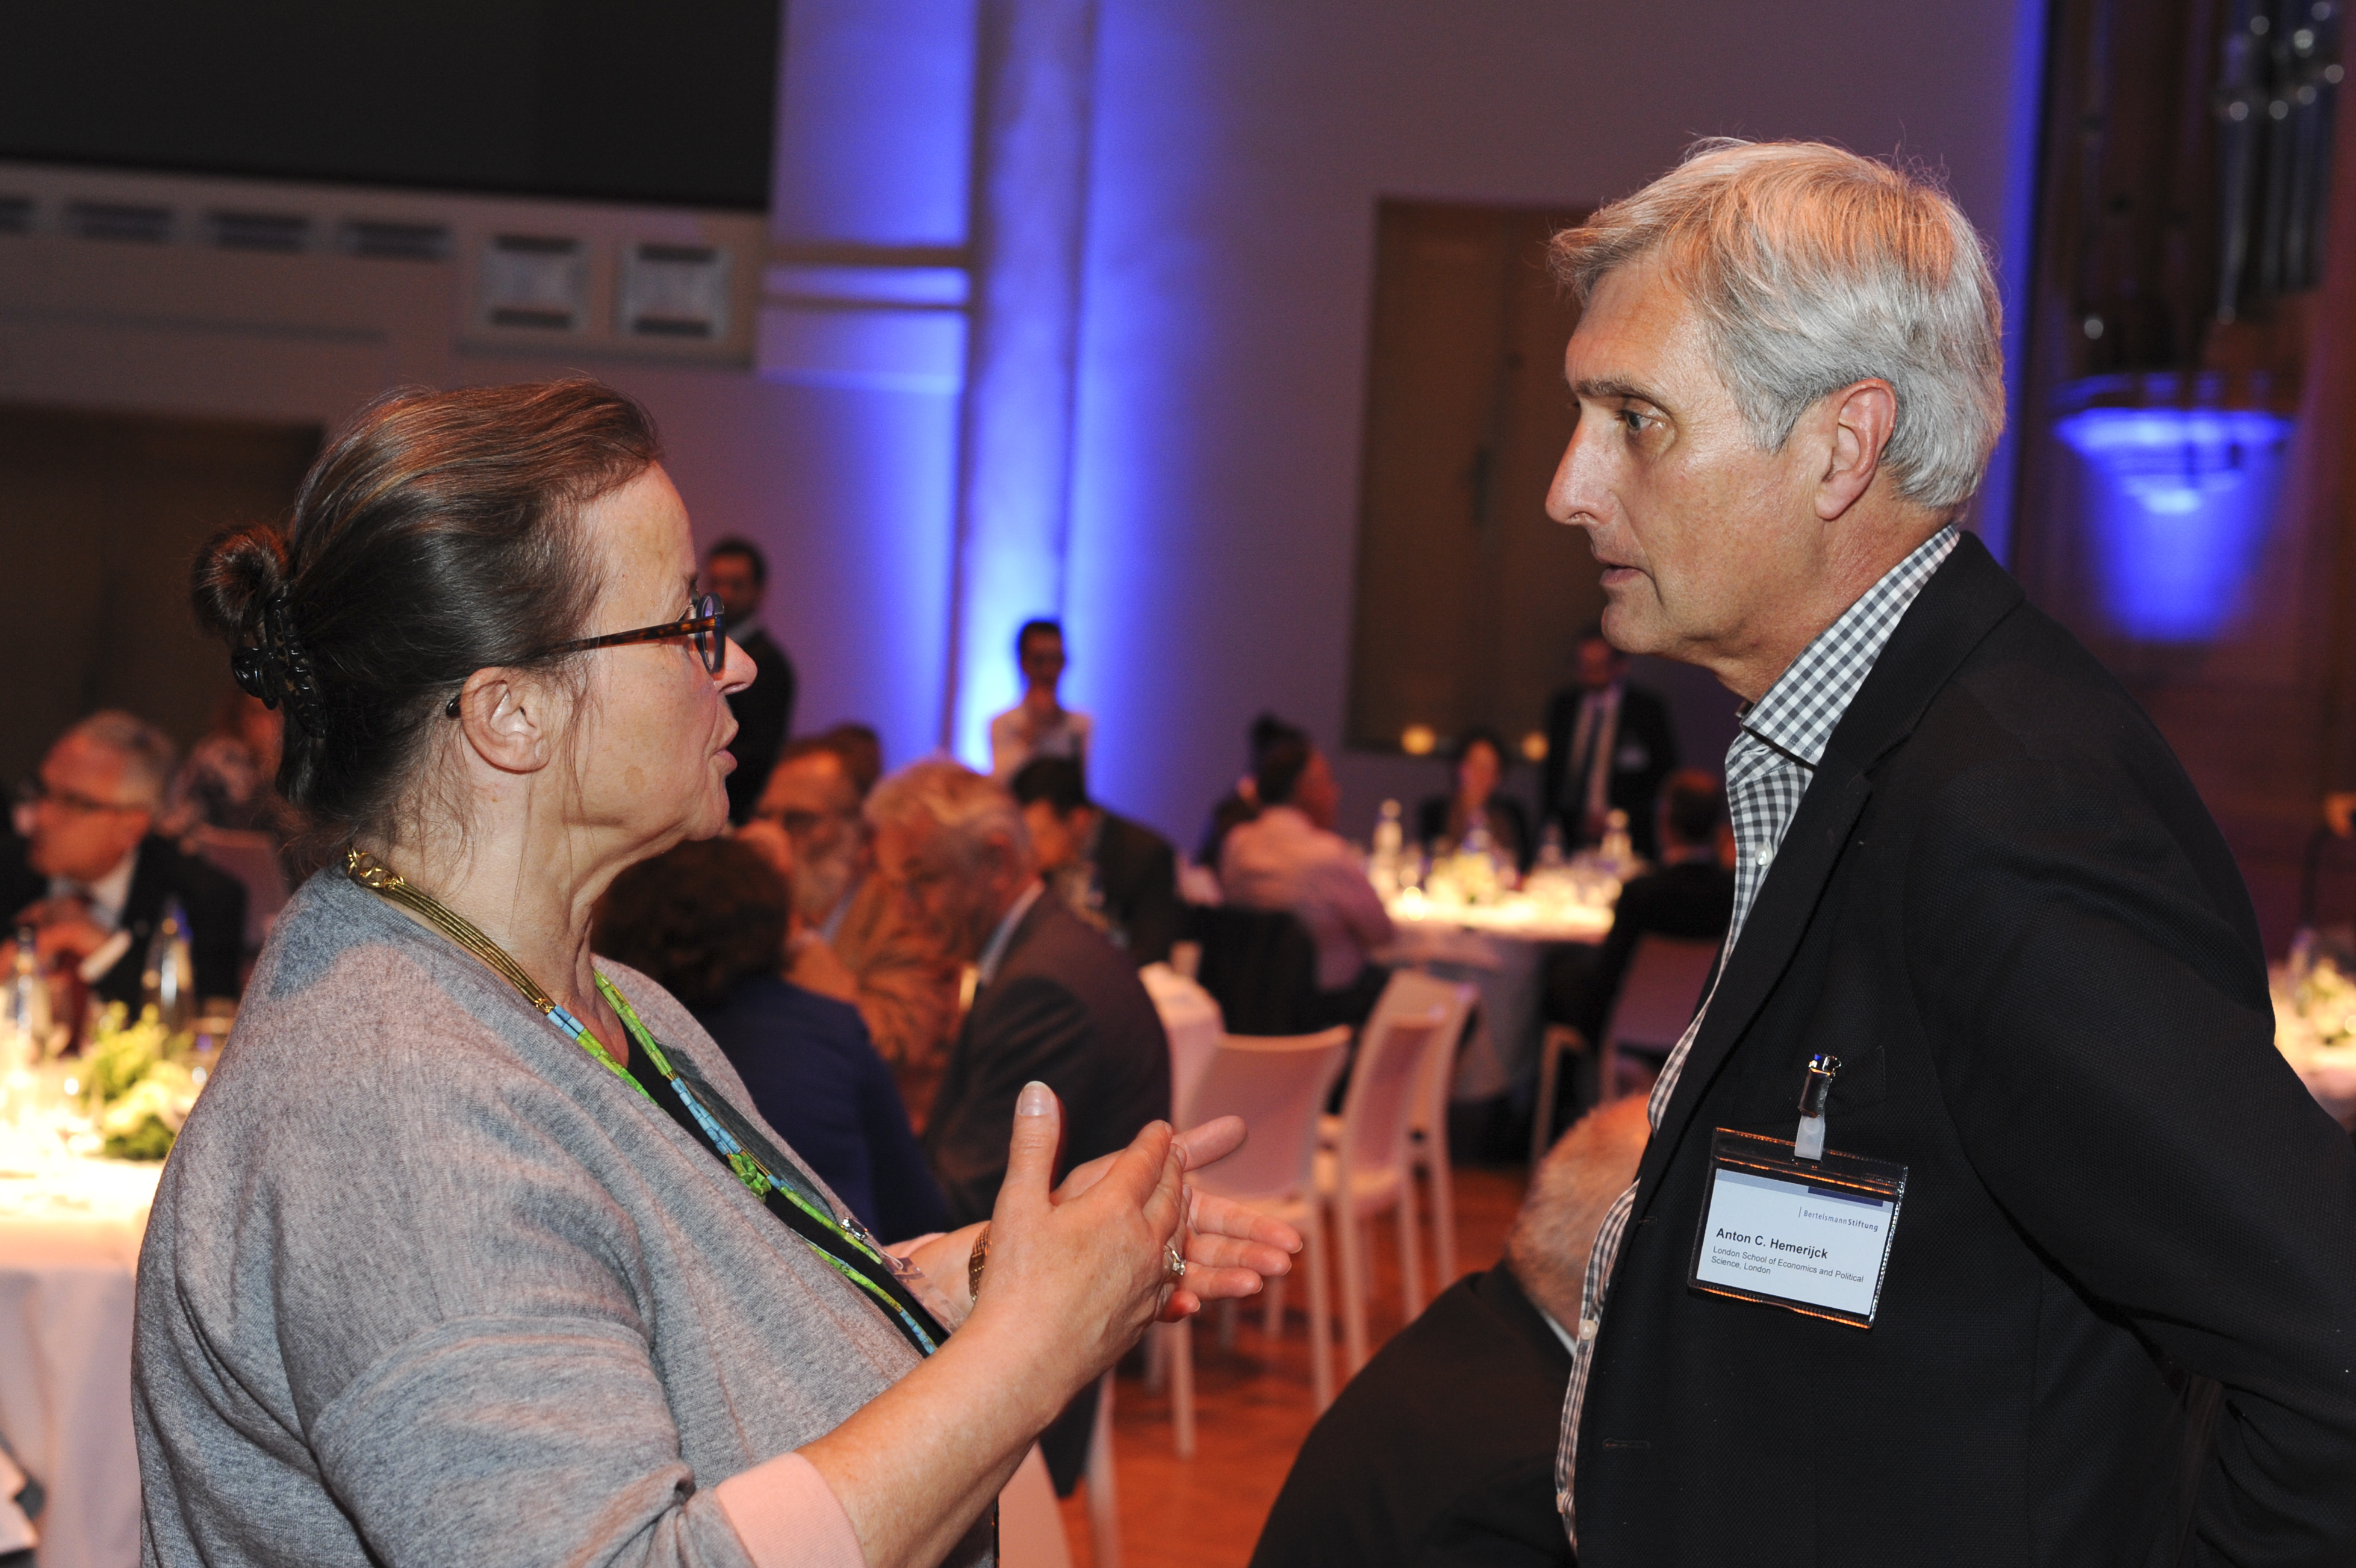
1379,891,1615,1100
0,1158,161,1568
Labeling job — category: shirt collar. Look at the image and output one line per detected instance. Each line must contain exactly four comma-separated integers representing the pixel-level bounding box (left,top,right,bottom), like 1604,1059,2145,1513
51,842,140,931
976,879,1046,986
1738,524,1960,770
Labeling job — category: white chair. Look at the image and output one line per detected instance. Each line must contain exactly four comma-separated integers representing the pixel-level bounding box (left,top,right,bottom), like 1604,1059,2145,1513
998,1443,1072,1568
1316,972,1479,1299
1316,1003,1447,1377
1532,935,1719,1160
1083,1368,1120,1567
1174,1027,1352,1416
1399,977,1479,1291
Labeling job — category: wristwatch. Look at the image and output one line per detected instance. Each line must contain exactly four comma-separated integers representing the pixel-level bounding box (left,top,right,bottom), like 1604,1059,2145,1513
967,1224,990,1302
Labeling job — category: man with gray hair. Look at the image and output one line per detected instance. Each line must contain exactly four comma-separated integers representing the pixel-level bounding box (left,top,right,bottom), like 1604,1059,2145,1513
866,758,1169,1491
2,711,246,1007
1544,142,2356,1563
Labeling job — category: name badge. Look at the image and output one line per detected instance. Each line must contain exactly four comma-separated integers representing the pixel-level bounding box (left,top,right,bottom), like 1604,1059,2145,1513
1687,1127,1906,1327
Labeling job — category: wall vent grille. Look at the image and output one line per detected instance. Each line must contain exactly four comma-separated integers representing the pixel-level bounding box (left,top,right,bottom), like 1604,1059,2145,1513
67,201,173,243
209,210,312,253
337,219,452,261
480,234,587,331
622,241,727,339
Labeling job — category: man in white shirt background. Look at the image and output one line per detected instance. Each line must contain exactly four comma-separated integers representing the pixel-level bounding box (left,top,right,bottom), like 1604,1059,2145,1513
1218,730,1395,1029
987,618,1094,782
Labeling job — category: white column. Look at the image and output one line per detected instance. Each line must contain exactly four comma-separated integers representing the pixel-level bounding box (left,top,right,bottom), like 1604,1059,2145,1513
943,0,1102,764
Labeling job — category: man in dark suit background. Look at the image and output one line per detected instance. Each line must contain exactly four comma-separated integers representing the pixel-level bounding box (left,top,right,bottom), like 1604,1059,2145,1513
1251,1095,1646,1568
2,712,245,1009
1541,628,1677,860
1542,142,2356,1564
704,537,797,824
1008,755,1184,966
867,758,1170,1494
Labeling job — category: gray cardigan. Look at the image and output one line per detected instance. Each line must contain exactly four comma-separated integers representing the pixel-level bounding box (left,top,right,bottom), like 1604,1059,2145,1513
134,868,987,1567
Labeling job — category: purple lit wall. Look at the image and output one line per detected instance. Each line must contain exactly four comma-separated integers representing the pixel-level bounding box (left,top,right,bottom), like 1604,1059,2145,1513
1058,0,2051,843
2055,408,2295,642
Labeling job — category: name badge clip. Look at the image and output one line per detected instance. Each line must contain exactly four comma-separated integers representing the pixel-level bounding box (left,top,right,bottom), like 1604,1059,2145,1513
1794,1052,1840,1160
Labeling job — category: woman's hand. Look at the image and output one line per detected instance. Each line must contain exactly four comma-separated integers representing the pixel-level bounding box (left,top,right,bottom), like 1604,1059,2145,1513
1052,1113,1302,1320
962,1083,1187,1401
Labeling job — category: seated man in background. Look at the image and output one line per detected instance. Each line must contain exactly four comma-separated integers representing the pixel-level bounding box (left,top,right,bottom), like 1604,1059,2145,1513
1545,769,1735,1050
743,729,962,1121
1,711,245,1009
868,758,1170,1493
1251,1095,1649,1568
1009,755,1183,966
592,835,948,1242
1220,730,1394,1028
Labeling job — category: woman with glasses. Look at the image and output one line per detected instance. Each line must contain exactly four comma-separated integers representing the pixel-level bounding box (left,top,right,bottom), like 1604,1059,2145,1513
137,381,1298,1568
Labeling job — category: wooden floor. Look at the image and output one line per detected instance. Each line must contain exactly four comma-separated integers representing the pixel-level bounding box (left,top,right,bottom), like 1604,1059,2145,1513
1056,1164,1529,1568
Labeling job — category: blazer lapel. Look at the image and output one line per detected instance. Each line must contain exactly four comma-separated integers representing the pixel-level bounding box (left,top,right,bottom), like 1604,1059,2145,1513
1628,534,2027,1221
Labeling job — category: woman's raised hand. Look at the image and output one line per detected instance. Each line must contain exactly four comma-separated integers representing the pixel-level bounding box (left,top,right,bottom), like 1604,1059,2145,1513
1051,1113,1302,1321
966,1083,1190,1396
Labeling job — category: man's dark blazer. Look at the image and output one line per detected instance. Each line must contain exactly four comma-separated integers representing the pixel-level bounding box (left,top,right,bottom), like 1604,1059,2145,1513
922,892,1171,1493
723,624,797,824
1574,534,2356,1565
691,974,949,1243
1562,858,1734,1041
0,833,246,1007
1252,1264,1576,1568
1541,683,1679,859
1092,810,1183,967
923,892,1172,1227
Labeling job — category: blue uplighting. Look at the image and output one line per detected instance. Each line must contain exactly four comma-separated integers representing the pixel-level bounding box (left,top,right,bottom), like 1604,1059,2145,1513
2054,407,2294,642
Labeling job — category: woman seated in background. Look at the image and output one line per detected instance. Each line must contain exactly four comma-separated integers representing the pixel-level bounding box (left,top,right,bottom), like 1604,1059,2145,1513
138,379,1296,1568
1415,726,1530,871
595,835,951,1241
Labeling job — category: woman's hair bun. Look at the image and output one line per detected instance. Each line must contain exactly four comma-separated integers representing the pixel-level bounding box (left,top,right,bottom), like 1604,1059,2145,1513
191,523,290,646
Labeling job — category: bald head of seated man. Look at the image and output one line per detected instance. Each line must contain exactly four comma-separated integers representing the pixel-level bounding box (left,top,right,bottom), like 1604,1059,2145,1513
1251,1096,1650,1568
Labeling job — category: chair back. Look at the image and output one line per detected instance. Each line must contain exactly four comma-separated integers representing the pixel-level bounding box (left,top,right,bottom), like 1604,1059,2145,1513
1187,904,1319,1034
1336,1004,1444,1179
1179,1027,1351,1202
190,827,289,953
1371,971,1479,1136
998,1445,1074,1568
1603,935,1720,1054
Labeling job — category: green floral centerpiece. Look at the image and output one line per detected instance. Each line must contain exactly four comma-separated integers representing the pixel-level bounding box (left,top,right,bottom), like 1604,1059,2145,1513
80,1003,205,1160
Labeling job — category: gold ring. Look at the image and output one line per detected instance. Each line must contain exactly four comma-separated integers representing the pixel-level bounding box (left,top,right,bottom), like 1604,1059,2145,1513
1164,1241,1187,1282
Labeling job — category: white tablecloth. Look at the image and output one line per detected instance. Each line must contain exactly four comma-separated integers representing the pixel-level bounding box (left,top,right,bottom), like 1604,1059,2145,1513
1142,963,1223,1116
1381,896,1614,1099
0,1159,160,1568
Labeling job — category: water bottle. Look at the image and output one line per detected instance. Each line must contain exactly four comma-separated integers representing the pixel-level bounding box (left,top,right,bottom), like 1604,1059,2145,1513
1600,809,1635,877
143,897,196,1034
1537,820,1565,870
1370,799,1404,898
4,926,47,1071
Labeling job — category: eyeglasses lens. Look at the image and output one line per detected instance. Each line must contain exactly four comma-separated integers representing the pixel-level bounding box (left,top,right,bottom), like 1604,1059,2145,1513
694,593,723,673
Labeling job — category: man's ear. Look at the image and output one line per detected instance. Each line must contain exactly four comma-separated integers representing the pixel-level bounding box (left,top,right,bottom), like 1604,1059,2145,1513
449,670,561,777
1814,379,1898,522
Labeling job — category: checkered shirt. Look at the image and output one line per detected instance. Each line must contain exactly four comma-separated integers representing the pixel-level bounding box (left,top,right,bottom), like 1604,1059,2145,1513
1552,524,1960,1544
